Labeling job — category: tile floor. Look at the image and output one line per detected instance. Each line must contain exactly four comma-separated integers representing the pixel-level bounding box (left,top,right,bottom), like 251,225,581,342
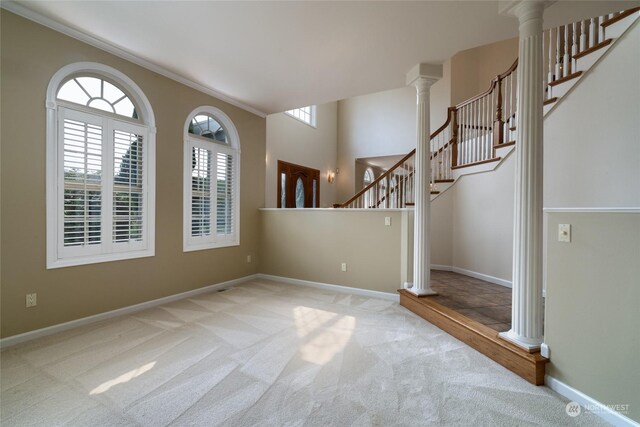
429,270,513,332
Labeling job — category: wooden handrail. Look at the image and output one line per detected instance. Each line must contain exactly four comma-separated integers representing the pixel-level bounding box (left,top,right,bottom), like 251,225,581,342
454,58,518,109
336,108,454,208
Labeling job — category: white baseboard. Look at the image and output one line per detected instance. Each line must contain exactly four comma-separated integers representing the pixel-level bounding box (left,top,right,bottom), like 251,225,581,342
257,274,400,302
452,266,512,288
0,274,260,349
545,375,639,427
431,264,453,271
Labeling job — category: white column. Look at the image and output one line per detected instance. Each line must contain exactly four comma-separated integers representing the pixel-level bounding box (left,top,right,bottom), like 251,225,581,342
499,0,548,350
405,64,442,296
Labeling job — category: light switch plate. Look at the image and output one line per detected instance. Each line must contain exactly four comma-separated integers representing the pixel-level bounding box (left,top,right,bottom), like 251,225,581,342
384,217,391,226
341,263,347,272
558,224,571,242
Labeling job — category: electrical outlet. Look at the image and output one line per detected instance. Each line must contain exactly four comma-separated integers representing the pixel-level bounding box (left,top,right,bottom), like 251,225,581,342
558,224,571,242
26,293,37,308
246,255,252,263
341,262,347,272
384,216,391,226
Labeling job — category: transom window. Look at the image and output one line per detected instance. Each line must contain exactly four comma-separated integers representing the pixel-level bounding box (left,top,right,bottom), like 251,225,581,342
46,63,156,269
58,76,137,118
184,107,240,252
285,105,316,127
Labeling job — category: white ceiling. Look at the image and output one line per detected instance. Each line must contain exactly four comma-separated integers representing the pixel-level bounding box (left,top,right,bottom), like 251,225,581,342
5,1,636,116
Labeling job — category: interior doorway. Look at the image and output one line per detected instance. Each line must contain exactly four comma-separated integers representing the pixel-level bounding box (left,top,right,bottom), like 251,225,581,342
277,160,320,208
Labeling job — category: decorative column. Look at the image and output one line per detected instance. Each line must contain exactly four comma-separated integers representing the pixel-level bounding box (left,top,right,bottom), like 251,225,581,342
405,64,442,296
499,0,549,350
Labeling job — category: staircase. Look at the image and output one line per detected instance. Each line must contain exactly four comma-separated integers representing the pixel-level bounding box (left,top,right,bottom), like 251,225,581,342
333,7,639,385
334,7,639,210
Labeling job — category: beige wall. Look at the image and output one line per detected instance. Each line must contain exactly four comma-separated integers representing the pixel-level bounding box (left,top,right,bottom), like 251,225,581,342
259,210,404,293
451,37,518,106
0,12,266,338
265,103,338,208
452,154,515,283
430,190,454,268
545,212,640,422
335,60,451,203
544,22,640,208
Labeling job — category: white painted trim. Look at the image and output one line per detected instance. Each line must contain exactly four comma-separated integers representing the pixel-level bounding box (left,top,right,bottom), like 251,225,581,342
0,274,260,349
545,375,639,427
431,264,453,271
183,106,241,252
258,208,412,212
452,266,512,288
0,1,267,118
257,274,400,302
544,208,640,213
46,63,156,269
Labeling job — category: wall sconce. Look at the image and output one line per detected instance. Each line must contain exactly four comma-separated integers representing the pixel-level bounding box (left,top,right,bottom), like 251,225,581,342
327,170,335,183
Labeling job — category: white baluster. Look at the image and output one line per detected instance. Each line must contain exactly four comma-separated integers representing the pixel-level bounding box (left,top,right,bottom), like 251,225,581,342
555,26,562,79
548,29,554,87
580,20,587,51
599,15,604,43
572,22,578,70
589,18,596,48
564,24,570,75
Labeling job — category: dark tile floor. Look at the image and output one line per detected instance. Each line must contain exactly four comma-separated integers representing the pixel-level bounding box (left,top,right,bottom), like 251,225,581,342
428,270,512,332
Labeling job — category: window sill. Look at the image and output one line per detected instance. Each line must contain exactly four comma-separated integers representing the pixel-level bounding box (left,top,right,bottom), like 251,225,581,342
183,240,240,252
47,248,155,269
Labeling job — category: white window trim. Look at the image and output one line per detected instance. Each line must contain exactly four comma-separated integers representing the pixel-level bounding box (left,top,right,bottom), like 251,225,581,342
284,105,317,128
46,62,156,269
183,106,241,252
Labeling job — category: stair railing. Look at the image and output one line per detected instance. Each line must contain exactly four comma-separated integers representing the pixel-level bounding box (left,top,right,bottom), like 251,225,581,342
334,7,638,209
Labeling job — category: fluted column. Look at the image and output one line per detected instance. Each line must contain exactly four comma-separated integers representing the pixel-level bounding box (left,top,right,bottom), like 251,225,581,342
406,64,442,296
499,0,549,350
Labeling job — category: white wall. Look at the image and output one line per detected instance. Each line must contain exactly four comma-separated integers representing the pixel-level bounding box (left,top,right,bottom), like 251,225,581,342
544,22,640,208
336,60,451,203
451,154,515,284
265,102,338,208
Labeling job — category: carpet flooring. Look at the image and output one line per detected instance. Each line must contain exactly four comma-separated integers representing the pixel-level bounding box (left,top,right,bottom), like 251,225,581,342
1,279,606,426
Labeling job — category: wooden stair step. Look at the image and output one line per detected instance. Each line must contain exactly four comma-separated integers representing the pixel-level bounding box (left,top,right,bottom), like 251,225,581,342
548,71,583,87
601,7,640,28
451,157,501,170
434,179,454,183
573,39,613,60
494,140,516,149
544,97,558,105
398,289,548,385
430,191,440,195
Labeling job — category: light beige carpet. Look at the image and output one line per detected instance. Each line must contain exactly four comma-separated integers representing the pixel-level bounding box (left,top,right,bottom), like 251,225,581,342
1,280,606,426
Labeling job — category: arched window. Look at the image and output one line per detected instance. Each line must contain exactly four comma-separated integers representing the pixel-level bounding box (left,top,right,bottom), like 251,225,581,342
46,62,156,268
363,168,374,208
184,106,240,251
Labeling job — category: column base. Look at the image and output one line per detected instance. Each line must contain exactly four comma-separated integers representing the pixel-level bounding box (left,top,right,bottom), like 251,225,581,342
404,283,438,297
499,329,542,351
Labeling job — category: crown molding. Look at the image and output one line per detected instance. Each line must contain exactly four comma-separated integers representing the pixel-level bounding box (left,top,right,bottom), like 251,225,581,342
0,1,268,118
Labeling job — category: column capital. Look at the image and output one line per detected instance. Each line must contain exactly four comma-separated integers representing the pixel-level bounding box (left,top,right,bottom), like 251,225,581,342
406,63,442,88
499,0,553,23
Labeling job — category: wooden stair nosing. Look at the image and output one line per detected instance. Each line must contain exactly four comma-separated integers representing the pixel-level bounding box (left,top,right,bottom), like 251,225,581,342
494,140,516,149
548,71,583,87
398,289,548,385
434,179,454,183
601,7,640,28
451,157,501,170
544,97,558,106
573,39,613,60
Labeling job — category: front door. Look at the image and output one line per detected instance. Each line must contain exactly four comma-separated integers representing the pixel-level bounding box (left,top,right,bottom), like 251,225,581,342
277,160,320,208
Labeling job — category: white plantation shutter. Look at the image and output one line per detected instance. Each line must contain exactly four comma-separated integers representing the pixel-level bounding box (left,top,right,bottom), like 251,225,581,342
185,138,238,249
56,107,149,260
215,149,237,240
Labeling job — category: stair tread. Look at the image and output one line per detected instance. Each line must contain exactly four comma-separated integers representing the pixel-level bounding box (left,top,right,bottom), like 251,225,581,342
548,71,583,87
543,97,558,105
573,39,613,60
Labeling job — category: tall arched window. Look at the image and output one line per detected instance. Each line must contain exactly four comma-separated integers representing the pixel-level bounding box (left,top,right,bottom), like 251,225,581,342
183,106,240,251
46,62,156,268
363,168,374,209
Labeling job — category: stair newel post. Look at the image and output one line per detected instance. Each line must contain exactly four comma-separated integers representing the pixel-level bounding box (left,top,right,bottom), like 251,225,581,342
493,77,504,147
450,107,459,168
405,63,442,296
